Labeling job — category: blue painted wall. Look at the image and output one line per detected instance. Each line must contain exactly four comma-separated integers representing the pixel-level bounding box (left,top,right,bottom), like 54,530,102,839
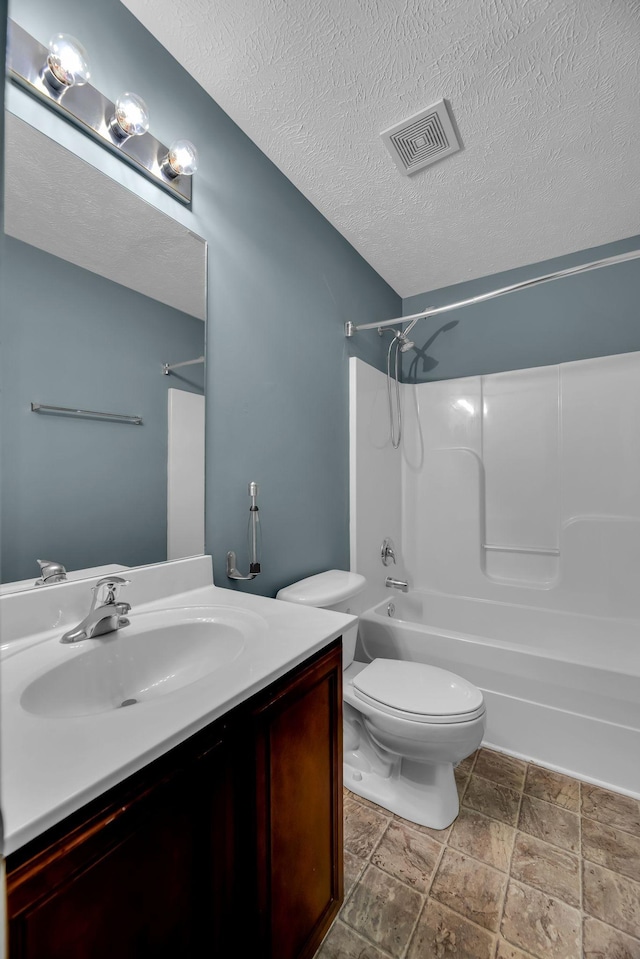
402,236,640,383
4,0,398,595
1,237,204,582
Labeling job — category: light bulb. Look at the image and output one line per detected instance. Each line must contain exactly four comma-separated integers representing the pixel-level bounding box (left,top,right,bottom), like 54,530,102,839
43,34,90,91
163,139,198,179
109,92,150,141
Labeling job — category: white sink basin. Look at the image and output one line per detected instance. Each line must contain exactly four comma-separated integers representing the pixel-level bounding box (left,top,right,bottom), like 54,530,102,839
20,606,261,718
1,558,356,855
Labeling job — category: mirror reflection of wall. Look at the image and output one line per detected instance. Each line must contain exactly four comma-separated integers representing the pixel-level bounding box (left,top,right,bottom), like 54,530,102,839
1,113,207,585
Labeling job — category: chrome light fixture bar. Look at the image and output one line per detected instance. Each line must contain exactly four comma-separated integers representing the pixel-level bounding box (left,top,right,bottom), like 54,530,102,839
345,249,640,338
7,20,194,205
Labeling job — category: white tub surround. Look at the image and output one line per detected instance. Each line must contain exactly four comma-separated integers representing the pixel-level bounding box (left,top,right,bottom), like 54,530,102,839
349,358,402,615
350,352,640,795
1,556,354,855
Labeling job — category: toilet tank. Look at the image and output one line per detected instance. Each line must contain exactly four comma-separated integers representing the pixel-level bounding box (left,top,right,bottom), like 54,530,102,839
276,570,366,668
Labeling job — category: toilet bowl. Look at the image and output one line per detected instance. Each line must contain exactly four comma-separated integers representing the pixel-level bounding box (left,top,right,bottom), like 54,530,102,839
276,571,486,830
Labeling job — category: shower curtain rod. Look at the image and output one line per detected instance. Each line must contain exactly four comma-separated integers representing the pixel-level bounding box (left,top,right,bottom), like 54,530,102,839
344,248,640,338
162,355,205,375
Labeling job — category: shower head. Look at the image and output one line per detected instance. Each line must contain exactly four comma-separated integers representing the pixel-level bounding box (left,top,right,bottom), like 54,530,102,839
395,316,418,352
394,330,414,352
385,327,415,352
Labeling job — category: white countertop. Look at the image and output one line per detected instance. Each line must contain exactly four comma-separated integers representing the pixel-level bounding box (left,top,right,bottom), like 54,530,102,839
1,558,354,855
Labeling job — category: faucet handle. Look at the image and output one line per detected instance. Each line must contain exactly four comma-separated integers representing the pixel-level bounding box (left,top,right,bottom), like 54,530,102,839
381,538,397,567
92,575,130,606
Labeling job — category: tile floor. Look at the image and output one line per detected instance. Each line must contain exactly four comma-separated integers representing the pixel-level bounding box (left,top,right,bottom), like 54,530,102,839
315,747,640,959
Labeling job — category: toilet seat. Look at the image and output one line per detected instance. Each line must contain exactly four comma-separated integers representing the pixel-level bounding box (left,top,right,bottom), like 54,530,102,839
352,658,485,725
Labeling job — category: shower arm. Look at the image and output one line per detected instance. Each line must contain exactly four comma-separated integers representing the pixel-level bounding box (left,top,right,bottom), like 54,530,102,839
344,249,640,339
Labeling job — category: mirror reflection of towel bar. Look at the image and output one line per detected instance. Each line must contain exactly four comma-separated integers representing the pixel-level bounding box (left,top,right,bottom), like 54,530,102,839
31,402,143,425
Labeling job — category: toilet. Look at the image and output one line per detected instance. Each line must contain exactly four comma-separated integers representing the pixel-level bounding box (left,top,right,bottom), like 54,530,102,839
276,570,486,829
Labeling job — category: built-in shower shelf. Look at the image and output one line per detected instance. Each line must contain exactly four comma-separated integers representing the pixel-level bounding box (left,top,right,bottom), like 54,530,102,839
484,544,560,556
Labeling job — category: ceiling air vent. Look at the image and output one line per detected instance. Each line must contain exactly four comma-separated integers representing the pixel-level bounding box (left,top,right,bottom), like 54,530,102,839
381,100,460,176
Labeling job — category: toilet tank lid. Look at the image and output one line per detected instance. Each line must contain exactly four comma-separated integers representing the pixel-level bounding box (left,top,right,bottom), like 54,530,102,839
276,570,366,607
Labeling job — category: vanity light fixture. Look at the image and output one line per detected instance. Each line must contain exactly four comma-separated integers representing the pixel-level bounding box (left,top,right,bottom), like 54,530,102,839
109,92,150,143
7,20,195,204
162,139,199,179
41,33,90,93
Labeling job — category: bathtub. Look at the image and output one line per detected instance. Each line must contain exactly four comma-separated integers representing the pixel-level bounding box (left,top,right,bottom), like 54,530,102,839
358,591,640,797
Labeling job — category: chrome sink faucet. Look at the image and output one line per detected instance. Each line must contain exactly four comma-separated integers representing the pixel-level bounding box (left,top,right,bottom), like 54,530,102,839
60,576,131,644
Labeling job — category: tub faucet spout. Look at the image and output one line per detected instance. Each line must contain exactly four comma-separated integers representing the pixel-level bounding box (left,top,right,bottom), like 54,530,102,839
385,576,408,593
60,576,131,643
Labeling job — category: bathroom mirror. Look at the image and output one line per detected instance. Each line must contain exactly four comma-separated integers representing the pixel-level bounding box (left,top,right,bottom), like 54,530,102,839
1,112,207,586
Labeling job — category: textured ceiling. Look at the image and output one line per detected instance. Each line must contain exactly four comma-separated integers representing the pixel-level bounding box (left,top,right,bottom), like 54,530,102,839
121,0,640,297
4,114,206,319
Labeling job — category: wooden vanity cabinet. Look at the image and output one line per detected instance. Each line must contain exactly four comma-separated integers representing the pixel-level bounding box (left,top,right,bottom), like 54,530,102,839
6,640,343,959
250,638,343,959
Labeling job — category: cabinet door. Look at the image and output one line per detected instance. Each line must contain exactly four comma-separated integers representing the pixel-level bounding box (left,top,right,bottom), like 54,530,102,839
253,642,343,959
8,738,231,959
